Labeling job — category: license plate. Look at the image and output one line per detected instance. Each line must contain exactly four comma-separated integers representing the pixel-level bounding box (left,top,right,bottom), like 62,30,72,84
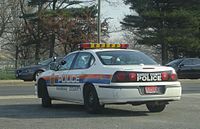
145,86,158,94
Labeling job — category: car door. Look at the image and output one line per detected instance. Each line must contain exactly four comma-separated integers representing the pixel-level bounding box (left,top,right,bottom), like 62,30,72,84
48,53,77,100
177,58,193,79
66,52,95,102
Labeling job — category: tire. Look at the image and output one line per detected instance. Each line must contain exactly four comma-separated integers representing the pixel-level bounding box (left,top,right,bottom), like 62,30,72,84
42,95,51,108
146,103,166,112
84,85,101,113
39,80,52,107
34,70,43,81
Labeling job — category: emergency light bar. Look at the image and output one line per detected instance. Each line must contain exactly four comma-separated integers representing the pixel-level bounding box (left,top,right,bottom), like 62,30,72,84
79,43,129,49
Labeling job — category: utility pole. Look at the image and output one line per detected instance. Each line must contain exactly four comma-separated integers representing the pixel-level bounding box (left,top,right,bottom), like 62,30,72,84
97,0,101,43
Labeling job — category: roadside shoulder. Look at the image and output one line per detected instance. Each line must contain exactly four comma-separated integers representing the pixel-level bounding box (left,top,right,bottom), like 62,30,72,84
0,80,35,87
179,79,200,84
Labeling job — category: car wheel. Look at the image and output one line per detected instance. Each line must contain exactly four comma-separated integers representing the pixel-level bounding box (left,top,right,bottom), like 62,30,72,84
84,85,101,113
146,103,166,112
40,80,52,107
34,70,43,81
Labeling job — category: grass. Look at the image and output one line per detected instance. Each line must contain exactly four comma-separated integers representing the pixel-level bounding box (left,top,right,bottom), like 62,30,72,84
0,69,16,80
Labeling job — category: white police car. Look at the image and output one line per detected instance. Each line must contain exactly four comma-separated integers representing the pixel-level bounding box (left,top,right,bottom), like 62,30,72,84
36,43,181,113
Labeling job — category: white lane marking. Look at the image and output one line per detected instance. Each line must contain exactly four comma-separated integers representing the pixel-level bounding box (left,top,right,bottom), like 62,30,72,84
0,95,36,100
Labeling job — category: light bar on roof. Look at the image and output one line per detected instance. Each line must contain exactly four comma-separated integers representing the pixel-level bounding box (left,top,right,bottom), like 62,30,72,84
79,43,129,49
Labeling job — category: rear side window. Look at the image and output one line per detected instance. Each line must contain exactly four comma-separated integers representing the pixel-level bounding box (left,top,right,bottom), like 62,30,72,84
72,52,95,69
181,59,193,65
96,51,157,65
167,59,182,66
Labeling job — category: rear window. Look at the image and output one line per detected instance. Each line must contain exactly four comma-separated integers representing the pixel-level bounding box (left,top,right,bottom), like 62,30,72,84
96,51,157,65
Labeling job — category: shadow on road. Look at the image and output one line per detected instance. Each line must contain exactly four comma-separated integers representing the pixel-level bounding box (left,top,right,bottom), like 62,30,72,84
0,103,149,119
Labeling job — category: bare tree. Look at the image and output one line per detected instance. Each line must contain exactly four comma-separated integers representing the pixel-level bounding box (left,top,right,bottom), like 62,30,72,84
0,0,22,68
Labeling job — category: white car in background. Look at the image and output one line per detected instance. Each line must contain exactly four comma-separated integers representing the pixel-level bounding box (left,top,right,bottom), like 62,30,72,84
36,43,181,113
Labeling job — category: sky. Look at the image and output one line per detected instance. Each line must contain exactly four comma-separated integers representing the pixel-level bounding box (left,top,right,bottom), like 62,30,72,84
101,0,133,41
101,0,130,27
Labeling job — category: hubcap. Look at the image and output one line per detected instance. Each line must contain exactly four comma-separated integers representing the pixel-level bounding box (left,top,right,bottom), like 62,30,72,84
35,71,42,80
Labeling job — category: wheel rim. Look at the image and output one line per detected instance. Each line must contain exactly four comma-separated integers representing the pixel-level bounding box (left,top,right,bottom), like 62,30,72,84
35,71,42,80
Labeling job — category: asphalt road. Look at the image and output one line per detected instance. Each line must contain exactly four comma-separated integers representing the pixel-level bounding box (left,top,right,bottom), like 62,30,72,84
0,79,199,96
0,80,199,129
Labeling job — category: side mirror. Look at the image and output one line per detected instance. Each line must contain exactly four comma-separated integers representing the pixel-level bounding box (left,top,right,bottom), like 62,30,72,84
49,62,59,71
52,57,57,62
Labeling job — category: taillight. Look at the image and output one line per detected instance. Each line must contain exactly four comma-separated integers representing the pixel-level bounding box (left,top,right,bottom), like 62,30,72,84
115,72,126,82
161,72,169,81
162,71,177,81
112,71,177,82
112,71,137,82
170,73,177,81
129,72,137,81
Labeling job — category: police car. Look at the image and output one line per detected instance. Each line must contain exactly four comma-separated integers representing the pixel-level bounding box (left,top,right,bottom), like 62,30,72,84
36,43,181,113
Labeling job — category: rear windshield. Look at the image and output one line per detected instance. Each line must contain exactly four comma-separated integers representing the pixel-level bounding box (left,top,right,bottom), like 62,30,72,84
96,50,157,65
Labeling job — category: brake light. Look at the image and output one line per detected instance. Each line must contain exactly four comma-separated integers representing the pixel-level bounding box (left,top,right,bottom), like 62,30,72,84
112,71,137,82
170,73,177,81
112,71,177,82
115,72,126,81
161,72,169,81
129,72,137,81
162,71,177,81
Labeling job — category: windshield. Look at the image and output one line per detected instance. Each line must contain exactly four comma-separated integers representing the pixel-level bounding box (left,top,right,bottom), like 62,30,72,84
96,50,157,65
38,57,63,65
38,58,52,65
166,59,183,66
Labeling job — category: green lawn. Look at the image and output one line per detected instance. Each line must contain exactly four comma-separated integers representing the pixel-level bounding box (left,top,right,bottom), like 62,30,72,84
0,69,16,80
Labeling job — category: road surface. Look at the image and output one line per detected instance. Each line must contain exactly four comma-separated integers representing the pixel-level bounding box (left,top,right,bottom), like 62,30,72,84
0,79,199,129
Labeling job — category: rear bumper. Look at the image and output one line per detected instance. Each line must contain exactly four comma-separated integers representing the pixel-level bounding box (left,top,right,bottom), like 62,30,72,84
95,81,181,104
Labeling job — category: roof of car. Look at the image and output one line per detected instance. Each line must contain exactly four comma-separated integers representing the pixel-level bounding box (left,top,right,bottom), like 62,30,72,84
75,48,140,53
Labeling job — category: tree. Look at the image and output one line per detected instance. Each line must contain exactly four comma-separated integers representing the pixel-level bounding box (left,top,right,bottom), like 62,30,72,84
0,0,24,68
0,0,17,37
20,0,100,59
121,0,200,64
1,0,109,68
39,6,98,53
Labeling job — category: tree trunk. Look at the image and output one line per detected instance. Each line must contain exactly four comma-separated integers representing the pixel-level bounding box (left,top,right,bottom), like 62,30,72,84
15,46,19,69
35,41,40,64
173,46,178,59
49,33,55,58
161,42,168,65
